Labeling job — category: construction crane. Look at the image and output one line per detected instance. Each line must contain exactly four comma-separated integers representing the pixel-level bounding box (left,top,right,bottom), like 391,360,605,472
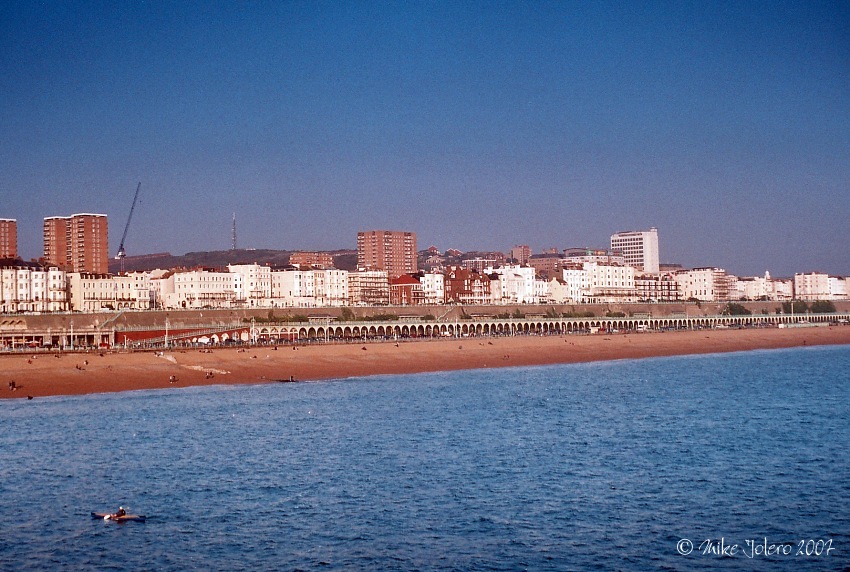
115,182,141,273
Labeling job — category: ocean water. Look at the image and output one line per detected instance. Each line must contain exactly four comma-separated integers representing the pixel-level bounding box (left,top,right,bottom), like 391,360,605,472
1,345,848,571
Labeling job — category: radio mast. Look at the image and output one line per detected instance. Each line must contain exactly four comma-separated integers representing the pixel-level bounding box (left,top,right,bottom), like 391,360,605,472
231,213,237,250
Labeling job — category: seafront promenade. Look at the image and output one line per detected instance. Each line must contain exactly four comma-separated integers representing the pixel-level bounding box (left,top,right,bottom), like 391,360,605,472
2,324,850,399
2,302,849,350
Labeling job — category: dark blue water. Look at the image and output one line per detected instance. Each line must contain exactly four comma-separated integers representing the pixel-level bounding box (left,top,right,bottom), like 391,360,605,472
1,345,848,571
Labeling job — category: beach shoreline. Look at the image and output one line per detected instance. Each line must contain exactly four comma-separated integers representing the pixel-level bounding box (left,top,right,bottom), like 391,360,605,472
2,326,849,399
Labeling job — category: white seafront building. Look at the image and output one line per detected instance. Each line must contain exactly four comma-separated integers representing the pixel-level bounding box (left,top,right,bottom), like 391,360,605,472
0,262,68,313
67,272,151,312
610,228,659,274
553,262,636,304
312,269,350,307
675,267,734,302
348,270,390,306
419,271,445,305
4,254,848,313
486,265,538,304
156,268,237,309
794,272,830,301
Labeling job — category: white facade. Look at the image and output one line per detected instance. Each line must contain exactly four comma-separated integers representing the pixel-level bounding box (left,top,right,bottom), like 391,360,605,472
534,276,549,302
828,276,848,300
67,273,149,312
546,278,572,304
634,272,680,302
675,268,733,302
561,264,591,303
774,279,794,300
313,269,349,306
737,272,770,300
420,272,445,305
735,271,794,301
271,268,316,307
584,262,636,303
162,269,237,309
1,265,68,313
486,265,537,304
557,263,635,303
348,270,390,305
228,264,272,305
610,228,659,273
794,272,831,301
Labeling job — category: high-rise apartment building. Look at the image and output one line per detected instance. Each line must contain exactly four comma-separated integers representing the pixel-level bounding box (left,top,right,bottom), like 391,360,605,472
610,227,659,273
509,245,531,265
357,230,417,278
44,214,109,273
0,219,17,258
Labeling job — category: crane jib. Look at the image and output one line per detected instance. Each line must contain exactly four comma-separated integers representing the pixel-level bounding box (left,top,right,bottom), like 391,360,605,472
116,182,141,259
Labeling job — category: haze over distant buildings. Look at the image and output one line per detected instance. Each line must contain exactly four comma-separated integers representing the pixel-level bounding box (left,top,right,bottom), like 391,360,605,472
1,2,848,276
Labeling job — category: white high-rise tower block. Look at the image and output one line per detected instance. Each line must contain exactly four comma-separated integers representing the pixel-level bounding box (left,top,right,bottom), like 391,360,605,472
610,227,659,273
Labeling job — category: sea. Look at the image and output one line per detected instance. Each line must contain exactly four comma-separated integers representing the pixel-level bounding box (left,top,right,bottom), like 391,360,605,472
1,345,848,571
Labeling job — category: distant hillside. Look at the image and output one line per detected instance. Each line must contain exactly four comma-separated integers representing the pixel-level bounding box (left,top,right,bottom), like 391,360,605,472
109,249,357,273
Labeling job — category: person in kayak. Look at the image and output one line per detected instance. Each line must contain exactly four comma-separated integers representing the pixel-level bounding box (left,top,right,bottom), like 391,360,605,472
112,507,127,519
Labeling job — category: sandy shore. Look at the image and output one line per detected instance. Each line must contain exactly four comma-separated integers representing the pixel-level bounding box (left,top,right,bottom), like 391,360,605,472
2,326,849,399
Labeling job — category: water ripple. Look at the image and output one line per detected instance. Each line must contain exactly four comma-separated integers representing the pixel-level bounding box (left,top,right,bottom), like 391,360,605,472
0,345,848,571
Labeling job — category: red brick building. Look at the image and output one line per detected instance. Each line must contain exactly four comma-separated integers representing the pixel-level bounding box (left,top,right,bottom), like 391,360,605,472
289,251,334,268
44,213,109,273
0,219,17,259
444,266,491,304
357,230,417,278
389,274,424,305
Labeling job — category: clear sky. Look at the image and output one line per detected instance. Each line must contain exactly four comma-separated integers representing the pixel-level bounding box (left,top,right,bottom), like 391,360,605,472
1,1,847,277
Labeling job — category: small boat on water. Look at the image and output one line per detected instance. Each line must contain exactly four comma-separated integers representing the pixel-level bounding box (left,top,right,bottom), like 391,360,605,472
91,511,146,523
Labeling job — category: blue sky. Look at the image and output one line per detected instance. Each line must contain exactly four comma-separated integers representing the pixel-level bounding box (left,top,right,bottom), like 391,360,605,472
1,1,847,276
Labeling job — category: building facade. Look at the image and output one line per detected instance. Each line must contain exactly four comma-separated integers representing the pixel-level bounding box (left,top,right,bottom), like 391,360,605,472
444,267,491,305
357,230,417,278
509,245,531,265
562,248,625,267
271,267,316,307
675,267,733,302
228,264,272,304
419,272,446,305
67,272,151,312
348,270,390,305
528,253,562,280
44,213,109,273
794,272,832,301
635,272,681,302
610,228,659,273
1,261,68,313
389,274,425,306
486,265,538,304
289,251,334,268
0,219,17,259
161,269,237,309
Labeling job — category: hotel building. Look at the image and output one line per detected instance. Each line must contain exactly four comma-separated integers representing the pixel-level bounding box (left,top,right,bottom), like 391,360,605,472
357,230,417,278
44,214,109,273
0,219,17,259
610,228,659,273
675,267,733,302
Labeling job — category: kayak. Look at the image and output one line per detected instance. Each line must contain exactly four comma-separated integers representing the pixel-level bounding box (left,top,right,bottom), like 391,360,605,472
91,512,146,523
